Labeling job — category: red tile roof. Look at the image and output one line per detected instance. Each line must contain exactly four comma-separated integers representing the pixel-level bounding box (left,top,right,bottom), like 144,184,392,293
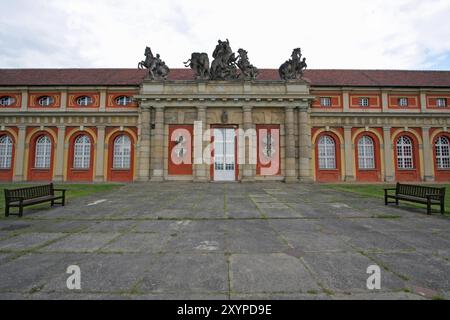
0,68,449,88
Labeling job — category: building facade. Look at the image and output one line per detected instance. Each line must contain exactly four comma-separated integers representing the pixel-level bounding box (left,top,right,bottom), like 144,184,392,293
1,68,450,183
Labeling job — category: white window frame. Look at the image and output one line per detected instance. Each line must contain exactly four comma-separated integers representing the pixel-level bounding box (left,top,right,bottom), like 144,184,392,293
113,135,131,169
398,97,409,107
35,135,52,169
115,96,132,106
396,136,414,169
0,96,15,106
359,97,370,107
320,97,332,107
435,136,450,169
76,96,93,106
318,135,336,170
38,96,54,107
358,135,375,169
0,135,13,169
436,98,447,108
73,135,91,169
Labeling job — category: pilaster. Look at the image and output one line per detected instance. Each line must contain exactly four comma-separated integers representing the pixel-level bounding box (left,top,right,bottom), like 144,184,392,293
383,126,395,182
54,125,66,182
94,125,106,182
284,106,297,182
150,104,165,181
13,125,26,182
343,126,355,181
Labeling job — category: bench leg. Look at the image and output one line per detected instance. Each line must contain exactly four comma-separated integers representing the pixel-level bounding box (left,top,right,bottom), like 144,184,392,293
441,202,445,215
62,196,66,207
427,200,431,215
19,206,23,218
5,205,9,217
51,200,55,207
395,198,399,206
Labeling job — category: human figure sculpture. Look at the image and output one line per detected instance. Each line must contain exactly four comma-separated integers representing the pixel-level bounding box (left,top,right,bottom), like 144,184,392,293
236,48,259,80
279,48,307,80
210,39,238,80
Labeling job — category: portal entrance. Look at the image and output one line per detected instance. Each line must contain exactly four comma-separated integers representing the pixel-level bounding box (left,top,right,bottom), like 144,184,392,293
213,128,236,181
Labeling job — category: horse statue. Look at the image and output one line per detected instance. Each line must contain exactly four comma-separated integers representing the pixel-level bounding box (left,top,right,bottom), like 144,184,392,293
138,46,170,80
279,48,307,80
184,52,210,80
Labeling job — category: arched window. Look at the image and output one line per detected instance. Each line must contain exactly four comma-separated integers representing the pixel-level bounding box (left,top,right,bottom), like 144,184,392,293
0,135,13,169
73,135,91,169
435,136,450,169
396,136,413,169
35,135,52,169
113,135,131,169
358,135,375,169
318,135,336,169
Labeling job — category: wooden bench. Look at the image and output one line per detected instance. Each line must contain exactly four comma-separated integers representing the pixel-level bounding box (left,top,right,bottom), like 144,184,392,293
4,183,66,217
384,183,445,215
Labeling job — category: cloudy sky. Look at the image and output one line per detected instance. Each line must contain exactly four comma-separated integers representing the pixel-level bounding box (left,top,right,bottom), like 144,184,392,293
0,0,449,70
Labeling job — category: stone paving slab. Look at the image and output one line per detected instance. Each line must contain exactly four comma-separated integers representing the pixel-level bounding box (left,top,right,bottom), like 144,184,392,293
138,253,228,294
281,231,353,253
100,233,170,253
42,253,153,293
38,233,120,253
0,233,66,252
301,252,407,294
230,253,320,294
367,252,450,295
0,182,449,300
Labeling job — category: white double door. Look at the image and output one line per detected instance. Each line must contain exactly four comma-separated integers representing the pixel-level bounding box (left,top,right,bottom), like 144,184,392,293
214,128,236,181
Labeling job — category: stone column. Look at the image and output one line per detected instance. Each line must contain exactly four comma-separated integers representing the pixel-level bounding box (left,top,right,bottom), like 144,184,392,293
53,125,66,182
422,126,434,181
298,105,312,182
343,126,355,181
383,126,395,182
138,103,152,181
151,105,165,181
94,125,106,182
13,125,26,182
284,106,297,182
194,106,208,182
242,106,255,182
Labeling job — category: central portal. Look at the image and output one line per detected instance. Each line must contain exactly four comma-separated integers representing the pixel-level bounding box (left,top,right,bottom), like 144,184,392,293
213,128,236,181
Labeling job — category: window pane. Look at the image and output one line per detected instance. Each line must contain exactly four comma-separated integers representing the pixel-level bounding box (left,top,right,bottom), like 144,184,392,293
73,135,91,169
113,135,131,169
396,136,413,169
0,135,13,169
318,135,336,169
436,136,450,169
358,135,375,169
35,136,51,168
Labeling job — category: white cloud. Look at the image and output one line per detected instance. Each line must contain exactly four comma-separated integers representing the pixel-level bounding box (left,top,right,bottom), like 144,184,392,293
0,0,449,69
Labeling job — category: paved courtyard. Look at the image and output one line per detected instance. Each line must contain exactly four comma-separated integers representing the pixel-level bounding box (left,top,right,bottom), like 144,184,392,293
0,182,449,300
